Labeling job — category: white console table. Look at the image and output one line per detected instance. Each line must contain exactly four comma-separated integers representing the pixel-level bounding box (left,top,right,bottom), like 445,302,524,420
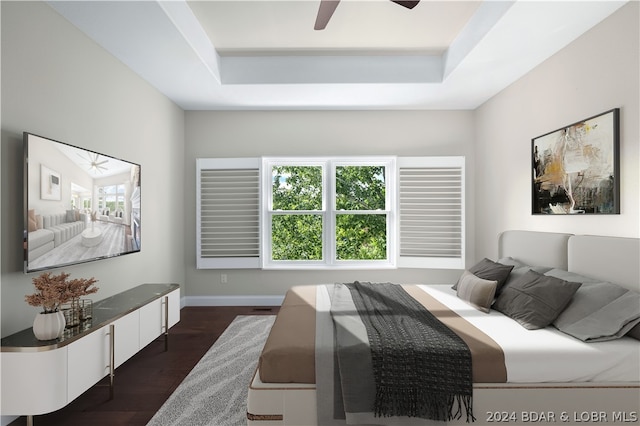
0,283,180,425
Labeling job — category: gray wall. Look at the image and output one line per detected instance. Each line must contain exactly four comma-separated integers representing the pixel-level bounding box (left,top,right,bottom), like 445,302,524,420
1,2,186,336
474,2,640,260
184,110,476,300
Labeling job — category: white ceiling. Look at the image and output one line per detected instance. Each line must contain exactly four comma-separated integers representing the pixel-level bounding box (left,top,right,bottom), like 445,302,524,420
47,0,627,110
188,1,481,54
55,143,134,180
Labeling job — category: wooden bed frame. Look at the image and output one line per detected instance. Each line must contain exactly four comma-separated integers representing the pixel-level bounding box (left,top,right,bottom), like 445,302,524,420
247,231,640,425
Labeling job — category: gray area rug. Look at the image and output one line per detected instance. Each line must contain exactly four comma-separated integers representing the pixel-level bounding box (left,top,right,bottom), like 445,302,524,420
147,315,275,426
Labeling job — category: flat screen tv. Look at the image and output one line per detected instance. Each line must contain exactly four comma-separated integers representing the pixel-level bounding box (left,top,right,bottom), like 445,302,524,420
24,132,141,273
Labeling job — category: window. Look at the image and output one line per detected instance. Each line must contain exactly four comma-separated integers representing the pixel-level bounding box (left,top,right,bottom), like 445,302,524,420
196,156,464,270
270,164,324,262
97,184,126,213
264,158,394,269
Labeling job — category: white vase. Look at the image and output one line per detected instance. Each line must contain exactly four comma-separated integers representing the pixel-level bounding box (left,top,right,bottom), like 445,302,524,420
33,311,66,340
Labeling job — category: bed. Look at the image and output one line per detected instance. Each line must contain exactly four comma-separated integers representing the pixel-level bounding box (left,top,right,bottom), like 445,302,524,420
247,231,640,425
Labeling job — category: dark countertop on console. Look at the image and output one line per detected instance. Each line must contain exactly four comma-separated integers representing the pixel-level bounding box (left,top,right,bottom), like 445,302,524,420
1,283,179,352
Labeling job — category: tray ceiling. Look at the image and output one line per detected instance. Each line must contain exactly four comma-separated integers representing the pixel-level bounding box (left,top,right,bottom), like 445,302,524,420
48,0,627,110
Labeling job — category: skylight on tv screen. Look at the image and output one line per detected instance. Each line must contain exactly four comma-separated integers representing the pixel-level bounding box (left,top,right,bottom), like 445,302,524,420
24,132,141,273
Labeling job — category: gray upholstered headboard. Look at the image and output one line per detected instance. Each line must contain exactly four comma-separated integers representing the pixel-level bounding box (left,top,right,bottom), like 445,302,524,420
498,230,572,270
498,230,640,292
568,235,640,292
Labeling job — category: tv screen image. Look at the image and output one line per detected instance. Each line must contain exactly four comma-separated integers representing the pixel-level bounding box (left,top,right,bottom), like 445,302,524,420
24,132,141,273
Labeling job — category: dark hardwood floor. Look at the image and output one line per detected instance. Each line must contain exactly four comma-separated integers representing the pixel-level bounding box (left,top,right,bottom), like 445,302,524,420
9,306,279,426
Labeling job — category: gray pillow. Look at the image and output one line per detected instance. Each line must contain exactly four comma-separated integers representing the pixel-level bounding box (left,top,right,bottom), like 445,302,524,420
456,270,497,313
544,268,601,284
453,258,513,293
493,270,582,330
553,281,640,342
502,265,553,290
627,323,640,341
497,257,526,268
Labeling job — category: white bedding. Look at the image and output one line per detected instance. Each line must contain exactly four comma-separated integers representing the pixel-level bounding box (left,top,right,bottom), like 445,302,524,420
417,285,640,383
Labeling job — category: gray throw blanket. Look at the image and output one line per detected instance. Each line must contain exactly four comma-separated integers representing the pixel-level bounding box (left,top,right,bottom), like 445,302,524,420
344,281,474,422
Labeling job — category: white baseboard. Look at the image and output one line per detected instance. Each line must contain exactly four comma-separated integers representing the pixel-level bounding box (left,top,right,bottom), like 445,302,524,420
184,295,284,307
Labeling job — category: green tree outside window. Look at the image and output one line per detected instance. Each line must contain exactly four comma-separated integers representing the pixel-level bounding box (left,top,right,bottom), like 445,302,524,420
270,164,387,262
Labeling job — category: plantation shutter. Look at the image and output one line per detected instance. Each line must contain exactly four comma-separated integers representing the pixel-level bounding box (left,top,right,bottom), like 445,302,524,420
196,158,261,269
397,156,465,269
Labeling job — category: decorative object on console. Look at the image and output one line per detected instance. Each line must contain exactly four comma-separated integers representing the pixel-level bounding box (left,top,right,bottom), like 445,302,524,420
62,299,94,329
61,299,80,329
79,299,93,321
25,272,99,340
532,108,620,215
32,311,66,341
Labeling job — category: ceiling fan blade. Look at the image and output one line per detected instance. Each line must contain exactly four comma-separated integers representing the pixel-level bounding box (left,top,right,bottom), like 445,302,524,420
96,159,109,165
391,0,419,9
314,0,340,30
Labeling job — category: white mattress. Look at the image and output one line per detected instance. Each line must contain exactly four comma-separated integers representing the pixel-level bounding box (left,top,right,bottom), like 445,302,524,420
417,285,640,383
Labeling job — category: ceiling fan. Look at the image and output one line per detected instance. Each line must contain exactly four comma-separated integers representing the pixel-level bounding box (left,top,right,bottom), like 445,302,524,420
78,152,109,173
314,0,420,30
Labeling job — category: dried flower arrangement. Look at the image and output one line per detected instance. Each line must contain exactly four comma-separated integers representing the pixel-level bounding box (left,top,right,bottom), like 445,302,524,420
25,272,99,313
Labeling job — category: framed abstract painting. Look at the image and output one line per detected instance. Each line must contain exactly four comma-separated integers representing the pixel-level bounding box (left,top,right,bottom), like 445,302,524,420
532,108,620,215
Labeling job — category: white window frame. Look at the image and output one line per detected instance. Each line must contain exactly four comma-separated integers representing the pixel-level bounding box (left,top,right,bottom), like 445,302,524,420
262,157,396,270
98,184,125,212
